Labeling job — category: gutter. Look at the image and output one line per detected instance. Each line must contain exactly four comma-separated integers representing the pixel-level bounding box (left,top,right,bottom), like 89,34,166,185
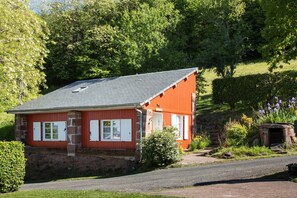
7,103,142,114
135,108,143,160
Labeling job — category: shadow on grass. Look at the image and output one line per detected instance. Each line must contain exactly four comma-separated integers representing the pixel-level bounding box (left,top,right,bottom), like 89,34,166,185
193,171,292,187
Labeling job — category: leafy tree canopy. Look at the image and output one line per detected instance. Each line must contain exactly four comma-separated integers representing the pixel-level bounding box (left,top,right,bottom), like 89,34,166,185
187,0,248,77
260,0,297,70
0,0,48,111
42,0,180,86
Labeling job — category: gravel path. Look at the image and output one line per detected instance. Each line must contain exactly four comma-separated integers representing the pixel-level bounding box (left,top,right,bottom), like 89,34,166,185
22,155,297,193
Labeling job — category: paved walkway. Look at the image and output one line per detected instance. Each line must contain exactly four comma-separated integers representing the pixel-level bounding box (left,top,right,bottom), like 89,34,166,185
178,150,223,165
150,180,297,198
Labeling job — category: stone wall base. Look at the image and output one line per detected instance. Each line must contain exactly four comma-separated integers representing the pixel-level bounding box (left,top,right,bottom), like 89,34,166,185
25,148,136,181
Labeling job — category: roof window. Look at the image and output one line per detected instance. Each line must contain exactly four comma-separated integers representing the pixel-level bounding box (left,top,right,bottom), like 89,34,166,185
72,86,88,93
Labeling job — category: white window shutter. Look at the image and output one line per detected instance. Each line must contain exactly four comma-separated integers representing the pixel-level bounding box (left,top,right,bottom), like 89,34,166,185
184,116,189,140
121,119,132,142
90,120,99,141
58,122,67,141
33,122,41,141
171,114,177,126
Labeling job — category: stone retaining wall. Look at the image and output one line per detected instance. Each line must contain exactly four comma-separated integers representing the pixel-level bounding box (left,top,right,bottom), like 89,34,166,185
25,147,136,181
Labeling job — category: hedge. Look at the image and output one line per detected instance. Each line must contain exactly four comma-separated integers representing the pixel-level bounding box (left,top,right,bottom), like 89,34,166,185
212,71,297,109
0,141,26,193
0,123,15,141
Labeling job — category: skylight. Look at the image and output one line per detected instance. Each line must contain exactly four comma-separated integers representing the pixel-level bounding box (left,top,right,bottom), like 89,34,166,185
72,86,88,93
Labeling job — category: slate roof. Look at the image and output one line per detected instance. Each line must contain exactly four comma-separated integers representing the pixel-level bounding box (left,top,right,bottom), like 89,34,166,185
8,68,197,114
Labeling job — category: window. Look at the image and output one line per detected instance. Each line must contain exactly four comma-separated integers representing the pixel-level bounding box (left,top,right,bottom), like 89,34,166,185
171,114,183,140
153,112,163,131
42,121,66,141
100,119,132,141
102,120,120,140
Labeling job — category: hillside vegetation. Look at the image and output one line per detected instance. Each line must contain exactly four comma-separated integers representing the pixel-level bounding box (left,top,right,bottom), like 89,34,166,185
202,59,297,95
196,59,297,144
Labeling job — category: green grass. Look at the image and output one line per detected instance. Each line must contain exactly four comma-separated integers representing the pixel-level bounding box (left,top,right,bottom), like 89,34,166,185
197,59,297,122
211,146,275,159
0,190,172,198
202,59,297,95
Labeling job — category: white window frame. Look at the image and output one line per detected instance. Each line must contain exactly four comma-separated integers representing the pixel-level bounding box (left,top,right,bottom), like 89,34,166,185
101,120,121,141
42,121,67,141
100,119,132,142
171,114,183,140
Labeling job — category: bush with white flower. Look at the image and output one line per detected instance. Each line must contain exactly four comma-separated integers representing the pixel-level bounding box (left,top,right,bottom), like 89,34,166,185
257,97,297,124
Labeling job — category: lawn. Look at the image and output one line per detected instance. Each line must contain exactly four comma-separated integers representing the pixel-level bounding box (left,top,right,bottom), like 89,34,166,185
0,190,171,198
197,60,297,117
202,59,297,95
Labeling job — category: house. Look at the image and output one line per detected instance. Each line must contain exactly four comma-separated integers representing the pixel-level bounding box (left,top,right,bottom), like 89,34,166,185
8,68,197,159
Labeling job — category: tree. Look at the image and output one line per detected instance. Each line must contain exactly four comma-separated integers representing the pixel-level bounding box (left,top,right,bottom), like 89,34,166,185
191,0,248,77
0,0,48,111
42,0,180,87
115,0,180,75
260,0,297,70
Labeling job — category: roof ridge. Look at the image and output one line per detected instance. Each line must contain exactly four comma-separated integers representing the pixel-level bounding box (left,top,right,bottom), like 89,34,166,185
72,67,198,84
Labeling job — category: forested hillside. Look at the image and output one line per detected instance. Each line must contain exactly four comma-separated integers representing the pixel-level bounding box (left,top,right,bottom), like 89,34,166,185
0,0,296,112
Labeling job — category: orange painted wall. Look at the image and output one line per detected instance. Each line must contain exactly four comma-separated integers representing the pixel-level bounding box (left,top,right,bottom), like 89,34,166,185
81,109,137,150
27,113,68,148
144,72,197,149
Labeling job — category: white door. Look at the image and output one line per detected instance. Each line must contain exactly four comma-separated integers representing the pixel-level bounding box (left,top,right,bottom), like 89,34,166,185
153,112,163,131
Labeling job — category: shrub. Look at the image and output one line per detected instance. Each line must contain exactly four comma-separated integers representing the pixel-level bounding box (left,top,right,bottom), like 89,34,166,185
212,71,297,109
224,121,248,147
0,141,26,193
0,113,15,141
142,128,180,166
189,135,211,151
0,123,15,141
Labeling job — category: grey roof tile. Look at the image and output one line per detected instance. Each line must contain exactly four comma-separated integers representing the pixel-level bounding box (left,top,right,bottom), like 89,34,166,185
8,68,197,113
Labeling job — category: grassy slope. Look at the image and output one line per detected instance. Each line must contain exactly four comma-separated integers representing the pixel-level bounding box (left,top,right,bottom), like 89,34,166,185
196,60,297,140
0,190,170,198
198,60,297,116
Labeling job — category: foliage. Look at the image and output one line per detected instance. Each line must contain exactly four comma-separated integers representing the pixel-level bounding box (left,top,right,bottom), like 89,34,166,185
0,141,26,193
0,0,48,111
115,0,180,75
260,0,297,70
0,113,15,141
142,128,180,167
212,70,297,109
0,124,15,141
212,146,274,159
189,135,211,151
178,144,184,155
256,97,297,124
0,190,167,198
42,0,180,86
196,0,248,77
241,114,253,128
196,69,208,98
224,121,248,147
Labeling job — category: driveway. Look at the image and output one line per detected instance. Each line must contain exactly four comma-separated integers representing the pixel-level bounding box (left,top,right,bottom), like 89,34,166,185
22,155,297,193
